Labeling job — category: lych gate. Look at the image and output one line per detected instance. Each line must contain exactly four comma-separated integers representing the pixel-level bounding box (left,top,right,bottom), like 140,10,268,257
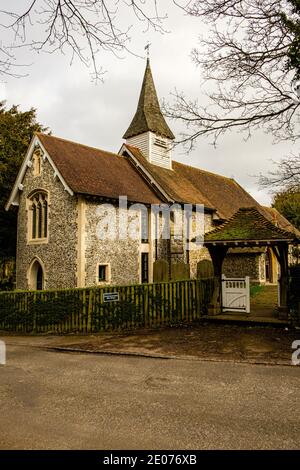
204,207,299,319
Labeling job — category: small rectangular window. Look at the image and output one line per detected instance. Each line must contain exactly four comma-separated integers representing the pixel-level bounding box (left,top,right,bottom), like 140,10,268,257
141,210,149,243
141,253,149,284
186,212,192,242
98,265,108,282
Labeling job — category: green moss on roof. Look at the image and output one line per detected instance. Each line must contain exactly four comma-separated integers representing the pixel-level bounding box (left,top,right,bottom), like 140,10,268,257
123,59,175,140
205,207,297,243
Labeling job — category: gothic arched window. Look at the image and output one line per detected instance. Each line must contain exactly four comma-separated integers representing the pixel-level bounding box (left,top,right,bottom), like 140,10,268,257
28,191,48,240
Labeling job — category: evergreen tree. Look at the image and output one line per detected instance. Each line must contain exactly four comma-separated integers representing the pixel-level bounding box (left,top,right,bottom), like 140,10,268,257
0,102,47,258
272,190,300,230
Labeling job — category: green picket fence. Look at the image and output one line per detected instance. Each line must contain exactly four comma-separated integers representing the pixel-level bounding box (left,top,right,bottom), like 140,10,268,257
0,278,215,334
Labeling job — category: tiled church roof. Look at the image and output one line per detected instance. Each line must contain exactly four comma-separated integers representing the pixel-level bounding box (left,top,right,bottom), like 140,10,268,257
125,144,269,219
34,134,298,238
263,206,300,236
123,59,175,140
37,133,161,204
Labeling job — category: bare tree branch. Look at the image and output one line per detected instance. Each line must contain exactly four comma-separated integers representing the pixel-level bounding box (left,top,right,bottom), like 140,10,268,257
0,0,169,80
166,0,300,148
259,153,300,191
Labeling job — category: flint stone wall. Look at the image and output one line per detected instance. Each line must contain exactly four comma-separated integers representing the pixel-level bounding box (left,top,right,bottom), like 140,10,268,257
84,202,141,286
223,253,262,282
16,157,78,290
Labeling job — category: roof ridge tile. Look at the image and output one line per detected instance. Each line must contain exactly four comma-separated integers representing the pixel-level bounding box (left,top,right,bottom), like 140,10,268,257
37,132,120,158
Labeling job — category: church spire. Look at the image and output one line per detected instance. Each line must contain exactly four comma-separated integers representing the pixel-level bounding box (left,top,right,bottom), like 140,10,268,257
123,59,175,140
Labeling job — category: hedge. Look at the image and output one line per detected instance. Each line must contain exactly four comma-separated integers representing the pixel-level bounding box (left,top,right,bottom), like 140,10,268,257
0,278,215,334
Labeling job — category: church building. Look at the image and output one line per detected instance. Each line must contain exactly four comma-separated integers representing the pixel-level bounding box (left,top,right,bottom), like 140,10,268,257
6,59,298,290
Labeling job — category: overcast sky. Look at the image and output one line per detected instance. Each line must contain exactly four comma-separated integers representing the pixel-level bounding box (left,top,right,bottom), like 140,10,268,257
1,1,298,206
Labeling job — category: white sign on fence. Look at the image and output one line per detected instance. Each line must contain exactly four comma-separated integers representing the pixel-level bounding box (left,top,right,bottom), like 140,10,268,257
103,292,119,303
221,275,250,313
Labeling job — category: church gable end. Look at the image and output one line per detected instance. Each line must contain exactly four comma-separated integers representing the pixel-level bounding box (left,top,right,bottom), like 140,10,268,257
11,138,78,290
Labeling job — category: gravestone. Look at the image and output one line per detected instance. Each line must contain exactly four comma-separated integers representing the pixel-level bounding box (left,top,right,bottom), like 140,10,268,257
197,259,214,279
153,259,169,282
171,262,190,281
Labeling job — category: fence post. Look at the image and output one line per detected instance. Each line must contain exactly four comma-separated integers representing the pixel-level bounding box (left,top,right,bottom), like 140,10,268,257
32,291,37,333
144,285,149,328
245,276,250,314
87,289,93,333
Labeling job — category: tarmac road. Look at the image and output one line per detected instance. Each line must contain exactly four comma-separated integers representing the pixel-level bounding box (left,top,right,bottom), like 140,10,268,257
0,340,299,450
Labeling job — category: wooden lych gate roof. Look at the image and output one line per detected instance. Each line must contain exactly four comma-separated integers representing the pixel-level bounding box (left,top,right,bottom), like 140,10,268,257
204,207,299,246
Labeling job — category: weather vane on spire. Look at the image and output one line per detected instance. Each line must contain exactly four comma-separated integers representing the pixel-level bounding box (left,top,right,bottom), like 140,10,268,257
144,42,151,59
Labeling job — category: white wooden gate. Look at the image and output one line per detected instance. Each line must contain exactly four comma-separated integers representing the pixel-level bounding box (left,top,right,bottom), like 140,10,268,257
221,275,250,313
